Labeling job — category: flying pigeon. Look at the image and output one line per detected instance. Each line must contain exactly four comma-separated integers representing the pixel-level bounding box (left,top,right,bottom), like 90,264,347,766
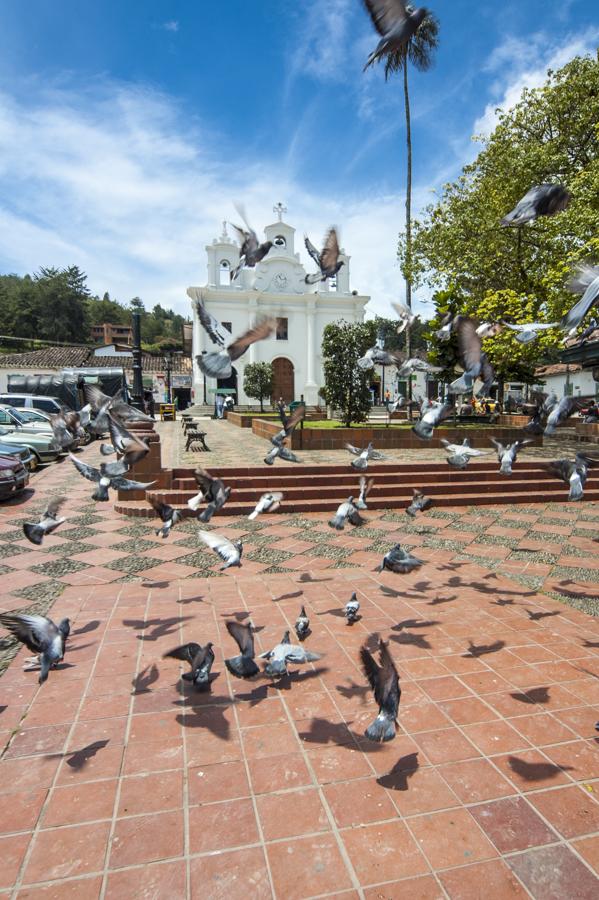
357,346,402,370
547,454,595,501
391,301,417,335
295,605,310,642
106,414,150,465
304,228,344,284
448,317,495,396
0,613,70,684
198,529,242,570
490,438,531,475
195,299,230,347
224,621,259,678
501,184,570,226
345,442,388,470
193,467,231,522
544,396,575,435
502,321,558,344
329,497,365,531
163,642,215,690
360,638,401,742
362,0,428,72
441,437,487,458
149,497,183,538
259,639,321,677
197,317,275,379
229,204,274,280
100,443,116,456
187,490,204,513
23,496,67,545
476,322,503,339
577,317,598,343
345,592,360,624
396,358,442,377
69,453,155,501
48,410,79,449
436,313,455,341
84,383,152,429
522,408,544,436
355,476,374,510
248,491,283,520
264,404,305,465
561,264,599,332
412,399,452,440
406,488,432,518
264,444,301,465
377,544,423,574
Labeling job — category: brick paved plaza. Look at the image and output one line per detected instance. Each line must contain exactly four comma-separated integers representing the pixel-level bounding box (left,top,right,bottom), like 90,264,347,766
0,420,598,899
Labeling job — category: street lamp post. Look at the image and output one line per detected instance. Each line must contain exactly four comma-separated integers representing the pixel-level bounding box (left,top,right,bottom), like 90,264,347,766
163,352,173,404
131,311,144,411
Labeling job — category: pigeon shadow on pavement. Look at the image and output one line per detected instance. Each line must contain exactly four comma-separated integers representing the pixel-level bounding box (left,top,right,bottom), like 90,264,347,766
72,620,101,636
132,664,160,695
508,755,573,782
462,640,506,658
510,687,550,705
272,590,304,602
377,752,420,790
175,703,231,739
122,616,193,641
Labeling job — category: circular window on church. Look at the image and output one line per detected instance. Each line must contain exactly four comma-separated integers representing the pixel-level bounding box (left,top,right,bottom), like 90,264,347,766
273,235,286,248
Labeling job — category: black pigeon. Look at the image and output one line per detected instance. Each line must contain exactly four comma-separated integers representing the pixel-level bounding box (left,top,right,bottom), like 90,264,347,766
377,544,423,574
0,612,70,684
164,642,215,690
23,496,67,545
150,497,183,538
501,184,570,226
295,605,310,642
304,228,344,284
224,621,259,678
345,592,360,624
406,488,432,518
360,638,401,742
69,453,155,502
362,0,429,71
229,204,273,280
193,467,231,522
197,317,275,379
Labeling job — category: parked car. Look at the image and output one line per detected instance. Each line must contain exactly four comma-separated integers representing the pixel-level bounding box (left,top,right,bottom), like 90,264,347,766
0,406,56,435
0,394,65,414
0,426,60,467
0,440,34,469
0,455,29,500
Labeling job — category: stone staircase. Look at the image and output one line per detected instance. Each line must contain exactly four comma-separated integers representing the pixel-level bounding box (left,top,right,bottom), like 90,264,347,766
114,459,599,518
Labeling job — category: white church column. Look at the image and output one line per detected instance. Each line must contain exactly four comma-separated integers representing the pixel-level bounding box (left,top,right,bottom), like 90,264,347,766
304,299,318,405
190,291,204,405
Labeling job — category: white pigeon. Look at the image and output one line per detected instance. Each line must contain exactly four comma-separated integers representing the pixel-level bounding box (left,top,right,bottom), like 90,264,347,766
248,492,283,520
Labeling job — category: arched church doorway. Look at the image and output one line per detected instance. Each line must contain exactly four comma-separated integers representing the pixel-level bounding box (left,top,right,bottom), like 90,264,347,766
272,358,294,405
217,366,238,402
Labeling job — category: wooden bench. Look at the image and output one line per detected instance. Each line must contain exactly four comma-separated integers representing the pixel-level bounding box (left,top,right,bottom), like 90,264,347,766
185,427,210,452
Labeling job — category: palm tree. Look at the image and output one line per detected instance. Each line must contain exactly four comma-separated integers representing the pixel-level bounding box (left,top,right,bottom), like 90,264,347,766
368,11,440,358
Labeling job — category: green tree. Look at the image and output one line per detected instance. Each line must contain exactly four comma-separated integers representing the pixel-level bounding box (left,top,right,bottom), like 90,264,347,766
33,266,90,342
366,10,440,359
321,320,377,427
402,54,599,332
243,362,274,411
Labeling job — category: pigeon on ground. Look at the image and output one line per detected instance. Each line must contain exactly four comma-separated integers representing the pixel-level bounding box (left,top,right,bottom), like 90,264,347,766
345,592,360,624
561,264,599,333
446,453,470,469
163,642,214,690
360,638,400,742
105,414,150,465
547,454,595,501
391,301,417,335
345,442,388,470
193,467,231,522
295,605,310,642
544,396,575,435
197,317,275,379
198,530,242,570
23,496,67,545
412,399,452,440
0,613,70,684
248,492,283,520
491,438,531,475
406,488,432,517
150,497,183,538
501,184,570,226
448,317,495,396
304,228,344,284
195,299,230,347
229,204,274,280
355,476,374,510
377,544,423,574
259,639,321,677
501,321,558,344
441,438,486,458
362,0,428,71
224,621,259,678
69,454,155,501
329,497,365,531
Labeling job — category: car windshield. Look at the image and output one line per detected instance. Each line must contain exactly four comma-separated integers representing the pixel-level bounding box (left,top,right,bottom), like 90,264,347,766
6,408,26,423
15,409,47,422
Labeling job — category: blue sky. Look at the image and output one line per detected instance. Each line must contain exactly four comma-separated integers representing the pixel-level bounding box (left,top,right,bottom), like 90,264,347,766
0,0,596,318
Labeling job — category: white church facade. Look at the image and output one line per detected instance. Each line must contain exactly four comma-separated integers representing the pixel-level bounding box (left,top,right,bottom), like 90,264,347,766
187,205,369,406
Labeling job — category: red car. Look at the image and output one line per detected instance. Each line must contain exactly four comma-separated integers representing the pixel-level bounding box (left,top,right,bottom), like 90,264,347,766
0,455,29,501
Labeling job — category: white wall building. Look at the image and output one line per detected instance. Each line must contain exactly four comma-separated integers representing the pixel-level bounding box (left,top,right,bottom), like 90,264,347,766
187,205,369,406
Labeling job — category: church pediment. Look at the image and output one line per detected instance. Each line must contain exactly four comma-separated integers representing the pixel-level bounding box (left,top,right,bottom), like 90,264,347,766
252,256,307,294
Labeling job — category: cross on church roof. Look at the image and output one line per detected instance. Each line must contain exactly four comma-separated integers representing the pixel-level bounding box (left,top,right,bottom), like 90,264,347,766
273,202,287,222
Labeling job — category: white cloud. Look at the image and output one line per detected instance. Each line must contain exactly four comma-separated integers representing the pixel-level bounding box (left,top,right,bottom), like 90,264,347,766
474,29,599,135
0,80,432,320
161,21,179,33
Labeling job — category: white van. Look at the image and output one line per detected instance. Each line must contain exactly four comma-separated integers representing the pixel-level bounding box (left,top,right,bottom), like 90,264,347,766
0,394,64,414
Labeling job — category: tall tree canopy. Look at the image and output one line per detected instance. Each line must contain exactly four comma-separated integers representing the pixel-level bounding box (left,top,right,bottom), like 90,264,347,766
321,320,377,427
